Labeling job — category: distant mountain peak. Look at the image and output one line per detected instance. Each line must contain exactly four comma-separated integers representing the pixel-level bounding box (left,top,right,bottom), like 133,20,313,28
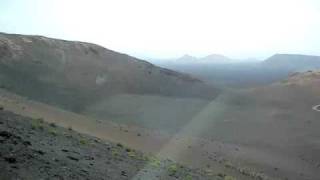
202,54,231,61
178,54,197,61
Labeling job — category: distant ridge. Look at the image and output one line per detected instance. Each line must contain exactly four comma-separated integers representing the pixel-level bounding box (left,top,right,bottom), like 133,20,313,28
174,54,231,64
262,54,320,71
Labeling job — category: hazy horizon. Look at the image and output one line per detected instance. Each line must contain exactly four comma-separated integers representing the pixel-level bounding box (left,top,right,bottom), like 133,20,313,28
1,0,320,60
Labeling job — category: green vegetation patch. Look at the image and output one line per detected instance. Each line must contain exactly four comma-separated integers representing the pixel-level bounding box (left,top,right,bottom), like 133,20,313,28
147,155,161,168
111,148,120,157
183,174,193,180
224,175,236,180
49,128,58,136
167,164,178,175
79,139,88,145
31,117,45,130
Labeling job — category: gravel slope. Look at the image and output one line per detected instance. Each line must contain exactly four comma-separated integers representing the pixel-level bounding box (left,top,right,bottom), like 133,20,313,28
0,109,231,180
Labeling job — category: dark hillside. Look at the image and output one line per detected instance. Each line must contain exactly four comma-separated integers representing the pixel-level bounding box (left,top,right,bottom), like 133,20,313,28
0,33,218,112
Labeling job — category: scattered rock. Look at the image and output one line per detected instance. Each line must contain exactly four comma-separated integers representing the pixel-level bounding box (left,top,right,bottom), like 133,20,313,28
12,140,18,145
4,156,17,164
116,143,123,148
67,156,79,161
0,131,12,138
23,140,32,146
61,149,69,152
0,137,5,143
81,169,89,174
121,170,127,177
35,150,45,155
85,156,94,160
49,122,57,127
11,165,18,169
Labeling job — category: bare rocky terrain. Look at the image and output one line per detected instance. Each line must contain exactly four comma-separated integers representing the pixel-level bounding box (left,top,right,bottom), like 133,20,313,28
0,109,229,180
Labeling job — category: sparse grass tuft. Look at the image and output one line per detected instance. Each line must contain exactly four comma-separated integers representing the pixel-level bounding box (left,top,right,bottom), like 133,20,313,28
111,148,120,156
184,174,193,180
116,143,123,148
79,139,88,145
237,167,268,180
49,122,57,127
167,164,178,176
148,156,161,168
217,172,226,178
203,168,214,176
127,150,136,158
216,173,236,180
224,175,236,180
125,148,137,158
224,161,233,168
31,123,37,130
49,129,57,136
31,118,44,130
36,118,44,123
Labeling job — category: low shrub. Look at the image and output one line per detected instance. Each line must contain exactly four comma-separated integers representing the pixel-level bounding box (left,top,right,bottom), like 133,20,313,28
168,164,178,176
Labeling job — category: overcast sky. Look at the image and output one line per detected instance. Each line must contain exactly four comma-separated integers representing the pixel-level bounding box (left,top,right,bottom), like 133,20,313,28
1,0,320,59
